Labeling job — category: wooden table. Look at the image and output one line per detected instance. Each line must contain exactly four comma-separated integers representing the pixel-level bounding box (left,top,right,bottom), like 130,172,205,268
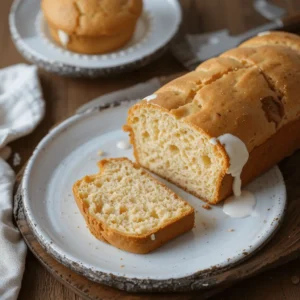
1,0,300,299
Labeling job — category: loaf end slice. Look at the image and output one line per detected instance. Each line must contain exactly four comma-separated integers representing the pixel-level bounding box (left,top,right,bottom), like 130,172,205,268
73,158,194,254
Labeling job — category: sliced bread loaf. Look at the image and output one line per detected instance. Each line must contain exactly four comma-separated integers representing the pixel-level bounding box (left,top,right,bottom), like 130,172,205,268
124,31,300,204
73,158,194,254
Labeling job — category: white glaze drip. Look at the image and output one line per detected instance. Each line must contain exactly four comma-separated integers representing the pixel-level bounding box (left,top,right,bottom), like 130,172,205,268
58,30,69,47
223,191,256,218
209,137,218,145
210,134,249,196
257,31,270,37
144,94,157,102
151,234,155,240
116,140,131,150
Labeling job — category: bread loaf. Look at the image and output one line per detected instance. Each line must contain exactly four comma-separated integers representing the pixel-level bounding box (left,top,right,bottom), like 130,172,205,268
124,31,300,204
73,158,194,254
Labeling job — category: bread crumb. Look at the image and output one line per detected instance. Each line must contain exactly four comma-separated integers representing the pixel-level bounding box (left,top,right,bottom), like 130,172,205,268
97,150,104,156
228,229,235,232
291,275,299,285
151,234,155,241
202,204,211,210
13,152,21,166
120,265,125,268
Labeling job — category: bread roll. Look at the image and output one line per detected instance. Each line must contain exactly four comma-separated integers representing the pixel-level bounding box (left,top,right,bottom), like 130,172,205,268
42,0,143,54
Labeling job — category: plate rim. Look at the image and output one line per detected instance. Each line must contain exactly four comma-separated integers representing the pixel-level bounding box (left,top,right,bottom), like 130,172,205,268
9,0,182,77
20,100,287,292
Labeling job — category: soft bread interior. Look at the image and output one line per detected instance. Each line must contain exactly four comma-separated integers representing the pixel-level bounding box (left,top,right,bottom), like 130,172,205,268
128,106,227,203
75,158,193,235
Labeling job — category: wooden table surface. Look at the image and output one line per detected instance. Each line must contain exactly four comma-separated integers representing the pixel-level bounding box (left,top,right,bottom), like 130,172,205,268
1,0,300,299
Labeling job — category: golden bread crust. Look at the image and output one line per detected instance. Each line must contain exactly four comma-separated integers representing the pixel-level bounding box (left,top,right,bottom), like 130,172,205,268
125,31,300,204
73,158,194,254
42,0,143,36
48,26,134,54
216,117,300,203
222,45,300,122
42,0,142,53
240,31,300,53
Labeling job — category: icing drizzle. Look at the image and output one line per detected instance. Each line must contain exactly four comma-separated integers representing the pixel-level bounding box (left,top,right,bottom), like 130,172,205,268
144,94,157,102
210,134,249,196
117,140,131,150
58,30,69,47
223,190,256,218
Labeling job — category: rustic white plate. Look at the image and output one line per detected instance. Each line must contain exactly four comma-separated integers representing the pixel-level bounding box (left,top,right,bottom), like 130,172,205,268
9,0,182,77
21,100,286,292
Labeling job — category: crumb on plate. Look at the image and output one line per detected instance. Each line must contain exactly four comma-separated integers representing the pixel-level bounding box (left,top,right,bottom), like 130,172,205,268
97,150,104,156
202,204,211,210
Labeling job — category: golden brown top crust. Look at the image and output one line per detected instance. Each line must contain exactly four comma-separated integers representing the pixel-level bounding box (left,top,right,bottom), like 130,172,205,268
131,32,300,152
153,57,245,111
240,31,300,53
42,0,143,37
184,67,278,151
222,45,300,122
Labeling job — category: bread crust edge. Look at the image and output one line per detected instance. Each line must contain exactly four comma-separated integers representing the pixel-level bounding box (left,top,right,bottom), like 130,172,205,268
125,103,300,204
124,103,230,204
73,158,195,254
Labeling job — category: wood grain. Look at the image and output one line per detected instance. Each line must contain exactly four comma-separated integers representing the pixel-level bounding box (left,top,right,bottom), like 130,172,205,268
0,0,299,299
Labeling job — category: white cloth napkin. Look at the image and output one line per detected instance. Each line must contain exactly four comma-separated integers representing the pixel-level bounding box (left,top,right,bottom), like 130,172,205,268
0,64,45,300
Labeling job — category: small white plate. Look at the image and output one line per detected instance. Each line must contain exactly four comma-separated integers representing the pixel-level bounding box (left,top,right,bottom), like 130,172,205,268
21,100,286,292
9,0,182,77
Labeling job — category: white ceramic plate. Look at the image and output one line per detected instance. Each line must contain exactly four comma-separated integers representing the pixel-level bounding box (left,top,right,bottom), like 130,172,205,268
9,0,182,77
21,100,286,292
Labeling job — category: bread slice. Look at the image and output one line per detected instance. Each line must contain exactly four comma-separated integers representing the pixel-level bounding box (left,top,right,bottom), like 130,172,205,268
73,158,194,254
124,31,300,204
